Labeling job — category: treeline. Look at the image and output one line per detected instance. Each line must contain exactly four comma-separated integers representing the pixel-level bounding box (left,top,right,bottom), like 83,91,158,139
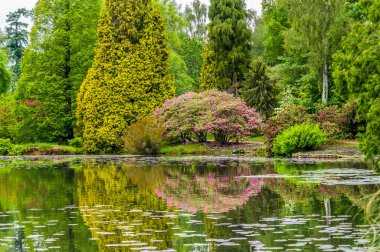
0,0,379,164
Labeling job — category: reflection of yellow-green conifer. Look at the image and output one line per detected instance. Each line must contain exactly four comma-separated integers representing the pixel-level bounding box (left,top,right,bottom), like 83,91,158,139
76,162,174,250
77,0,175,153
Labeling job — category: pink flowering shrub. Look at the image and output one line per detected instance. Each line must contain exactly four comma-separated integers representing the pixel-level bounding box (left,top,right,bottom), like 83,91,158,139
154,90,263,144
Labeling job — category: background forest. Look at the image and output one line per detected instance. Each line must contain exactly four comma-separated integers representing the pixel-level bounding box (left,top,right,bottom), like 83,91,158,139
0,0,379,167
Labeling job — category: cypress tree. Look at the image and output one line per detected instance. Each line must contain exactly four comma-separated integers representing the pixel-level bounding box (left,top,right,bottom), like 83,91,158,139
77,0,175,153
200,0,252,93
14,0,102,142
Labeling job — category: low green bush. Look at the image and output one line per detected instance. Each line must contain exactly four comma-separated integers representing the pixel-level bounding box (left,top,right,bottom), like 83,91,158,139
0,138,12,155
68,137,83,148
8,145,30,156
273,124,327,157
123,117,164,155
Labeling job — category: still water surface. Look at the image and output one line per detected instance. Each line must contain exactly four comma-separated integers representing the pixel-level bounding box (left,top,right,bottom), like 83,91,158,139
0,156,380,251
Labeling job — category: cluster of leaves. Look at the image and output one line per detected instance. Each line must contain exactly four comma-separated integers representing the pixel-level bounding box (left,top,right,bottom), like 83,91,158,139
154,90,262,144
0,138,29,156
273,124,327,157
123,117,165,155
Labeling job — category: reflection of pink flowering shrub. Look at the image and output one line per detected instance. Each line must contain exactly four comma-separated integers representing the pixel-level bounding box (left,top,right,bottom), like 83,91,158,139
154,90,263,144
155,166,263,213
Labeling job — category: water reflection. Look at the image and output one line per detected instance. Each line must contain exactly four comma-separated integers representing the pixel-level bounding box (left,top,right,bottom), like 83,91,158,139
0,157,379,251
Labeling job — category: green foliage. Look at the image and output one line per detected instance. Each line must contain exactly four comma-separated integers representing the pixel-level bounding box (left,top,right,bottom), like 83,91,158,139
273,123,327,157
0,50,11,94
332,0,380,167
168,51,194,96
282,0,351,103
5,8,32,79
0,138,12,155
7,144,29,156
262,1,290,65
201,0,252,92
242,58,277,119
68,137,83,148
251,16,266,60
77,0,175,154
0,93,16,139
154,0,195,95
14,0,102,143
178,34,204,90
200,43,219,90
124,117,164,155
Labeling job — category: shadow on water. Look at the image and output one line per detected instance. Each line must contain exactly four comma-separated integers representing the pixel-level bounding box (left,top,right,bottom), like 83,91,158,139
0,157,379,251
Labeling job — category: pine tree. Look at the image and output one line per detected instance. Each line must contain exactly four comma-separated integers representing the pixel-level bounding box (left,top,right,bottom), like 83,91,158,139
14,0,102,142
77,0,175,153
200,0,252,93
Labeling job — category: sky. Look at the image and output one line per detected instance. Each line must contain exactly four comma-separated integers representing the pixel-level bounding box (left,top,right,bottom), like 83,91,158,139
0,0,262,31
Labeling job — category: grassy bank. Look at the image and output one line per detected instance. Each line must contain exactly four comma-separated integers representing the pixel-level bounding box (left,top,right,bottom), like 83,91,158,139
2,142,82,156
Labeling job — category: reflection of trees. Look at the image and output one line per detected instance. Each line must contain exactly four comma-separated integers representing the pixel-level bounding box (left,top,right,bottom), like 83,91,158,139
273,161,379,203
155,162,264,213
0,161,95,251
76,161,175,251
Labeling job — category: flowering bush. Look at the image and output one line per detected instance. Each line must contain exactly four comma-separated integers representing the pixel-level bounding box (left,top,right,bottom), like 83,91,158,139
154,90,262,144
155,164,263,213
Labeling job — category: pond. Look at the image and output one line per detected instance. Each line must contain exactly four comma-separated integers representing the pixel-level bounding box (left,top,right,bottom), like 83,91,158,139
0,156,380,251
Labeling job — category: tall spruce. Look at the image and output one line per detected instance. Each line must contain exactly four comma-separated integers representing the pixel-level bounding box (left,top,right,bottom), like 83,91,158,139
200,0,252,94
14,0,102,142
5,8,32,80
76,0,175,153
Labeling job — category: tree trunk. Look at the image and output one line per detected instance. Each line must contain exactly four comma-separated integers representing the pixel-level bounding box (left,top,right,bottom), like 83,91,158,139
322,0,329,104
322,59,328,104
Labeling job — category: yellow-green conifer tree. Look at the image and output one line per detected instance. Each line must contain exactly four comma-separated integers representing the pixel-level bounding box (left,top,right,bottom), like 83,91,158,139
77,0,175,153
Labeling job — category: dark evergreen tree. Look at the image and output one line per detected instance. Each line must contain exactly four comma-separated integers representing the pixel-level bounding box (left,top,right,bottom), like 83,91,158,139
242,58,277,119
200,0,252,94
77,0,175,153
5,8,32,79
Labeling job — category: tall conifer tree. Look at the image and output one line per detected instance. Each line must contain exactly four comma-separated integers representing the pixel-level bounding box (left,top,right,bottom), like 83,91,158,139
200,0,252,93
77,0,175,153
14,0,102,142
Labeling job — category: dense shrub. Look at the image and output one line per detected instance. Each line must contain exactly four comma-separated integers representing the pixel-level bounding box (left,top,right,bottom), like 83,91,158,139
8,145,29,156
0,138,12,155
123,117,165,155
273,124,327,157
68,137,83,148
262,104,355,153
154,90,262,144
